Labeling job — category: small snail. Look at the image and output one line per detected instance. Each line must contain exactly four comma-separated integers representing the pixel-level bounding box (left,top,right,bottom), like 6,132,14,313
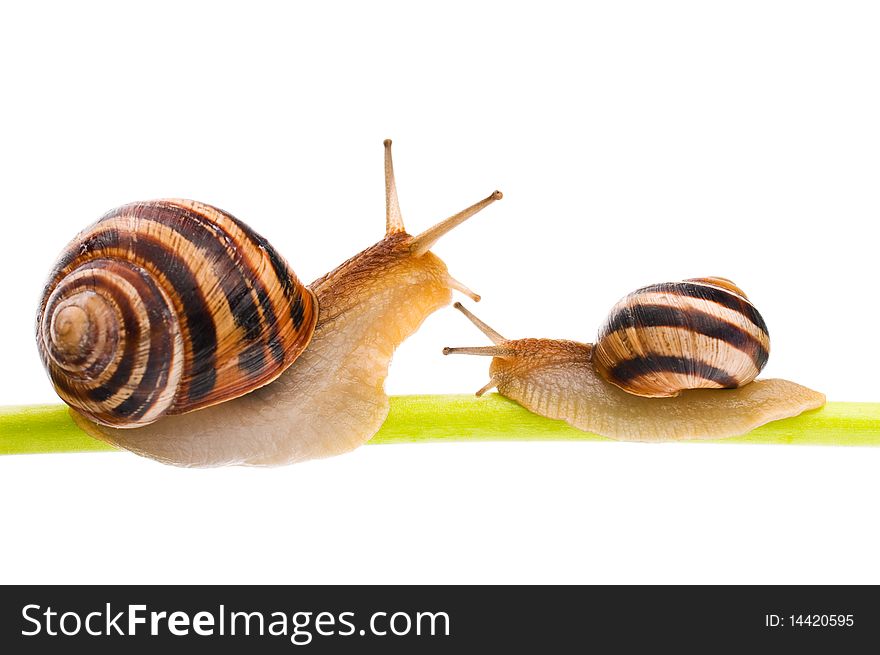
37,140,501,466
444,278,825,441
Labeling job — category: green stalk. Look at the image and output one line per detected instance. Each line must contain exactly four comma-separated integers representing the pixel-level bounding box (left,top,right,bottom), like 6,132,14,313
2,395,880,456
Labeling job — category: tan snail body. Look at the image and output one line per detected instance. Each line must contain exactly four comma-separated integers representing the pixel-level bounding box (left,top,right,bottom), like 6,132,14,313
39,141,501,466
445,278,825,442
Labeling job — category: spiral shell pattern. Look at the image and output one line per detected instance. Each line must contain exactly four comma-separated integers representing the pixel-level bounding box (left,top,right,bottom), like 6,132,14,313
592,277,769,398
36,200,318,427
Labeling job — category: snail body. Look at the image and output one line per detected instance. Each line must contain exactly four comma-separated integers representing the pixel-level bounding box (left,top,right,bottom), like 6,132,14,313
444,278,824,442
41,141,501,466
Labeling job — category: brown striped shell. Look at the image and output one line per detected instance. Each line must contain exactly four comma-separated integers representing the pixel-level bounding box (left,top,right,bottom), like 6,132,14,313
592,277,770,398
36,199,318,428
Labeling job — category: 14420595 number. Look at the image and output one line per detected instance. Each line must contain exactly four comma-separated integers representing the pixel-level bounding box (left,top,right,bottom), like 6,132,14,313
790,615,854,627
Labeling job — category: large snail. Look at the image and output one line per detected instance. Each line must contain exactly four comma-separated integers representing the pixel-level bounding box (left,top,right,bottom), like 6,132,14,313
37,140,501,466
444,278,825,441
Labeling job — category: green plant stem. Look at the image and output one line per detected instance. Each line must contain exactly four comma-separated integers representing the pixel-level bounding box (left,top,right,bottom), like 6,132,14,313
1,395,879,456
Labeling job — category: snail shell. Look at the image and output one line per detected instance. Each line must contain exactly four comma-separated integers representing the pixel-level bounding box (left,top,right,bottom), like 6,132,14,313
592,277,770,398
36,199,318,428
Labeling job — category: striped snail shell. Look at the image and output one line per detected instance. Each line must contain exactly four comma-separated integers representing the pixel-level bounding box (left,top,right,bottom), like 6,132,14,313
592,277,770,398
36,199,318,428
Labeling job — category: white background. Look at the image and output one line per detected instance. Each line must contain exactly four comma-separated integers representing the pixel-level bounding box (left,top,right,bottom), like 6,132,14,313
1,1,878,583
